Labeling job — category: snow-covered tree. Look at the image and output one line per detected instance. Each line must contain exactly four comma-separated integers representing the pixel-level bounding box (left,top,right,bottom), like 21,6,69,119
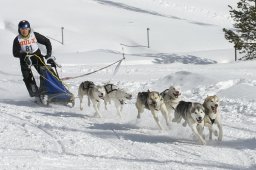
223,0,256,60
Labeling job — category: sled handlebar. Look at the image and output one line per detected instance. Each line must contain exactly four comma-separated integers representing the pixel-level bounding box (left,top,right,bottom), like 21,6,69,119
24,55,34,67
54,61,62,68
46,56,62,68
24,54,62,68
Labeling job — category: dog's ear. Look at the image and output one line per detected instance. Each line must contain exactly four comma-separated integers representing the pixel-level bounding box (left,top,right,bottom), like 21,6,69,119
190,103,195,113
202,106,205,112
214,95,219,100
205,96,210,102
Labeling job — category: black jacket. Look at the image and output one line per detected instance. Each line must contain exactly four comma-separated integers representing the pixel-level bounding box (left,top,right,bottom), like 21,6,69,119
12,32,52,59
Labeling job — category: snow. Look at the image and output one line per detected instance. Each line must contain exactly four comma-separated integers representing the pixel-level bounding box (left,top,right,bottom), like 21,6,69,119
0,0,256,169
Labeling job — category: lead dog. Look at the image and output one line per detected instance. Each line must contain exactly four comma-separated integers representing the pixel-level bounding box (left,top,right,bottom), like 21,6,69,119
103,83,132,117
173,101,206,145
78,81,106,117
160,86,181,118
136,90,169,130
203,95,223,141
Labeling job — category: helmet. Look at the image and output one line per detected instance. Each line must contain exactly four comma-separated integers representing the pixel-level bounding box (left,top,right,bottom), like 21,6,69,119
18,20,31,35
18,20,30,29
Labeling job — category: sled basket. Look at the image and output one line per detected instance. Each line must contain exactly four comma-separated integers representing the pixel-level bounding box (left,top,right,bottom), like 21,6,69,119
39,66,75,106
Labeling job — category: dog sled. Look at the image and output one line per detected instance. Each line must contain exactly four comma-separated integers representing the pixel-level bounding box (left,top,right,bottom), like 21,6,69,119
39,65,75,107
26,55,75,107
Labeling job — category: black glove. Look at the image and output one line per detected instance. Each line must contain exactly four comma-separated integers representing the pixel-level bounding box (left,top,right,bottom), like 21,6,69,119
44,54,50,59
47,58,56,67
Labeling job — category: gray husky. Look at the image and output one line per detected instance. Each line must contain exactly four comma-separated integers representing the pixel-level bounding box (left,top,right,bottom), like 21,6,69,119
103,83,132,118
160,86,181,119
136,90,169,130
78,81,106,117
173,101,206,145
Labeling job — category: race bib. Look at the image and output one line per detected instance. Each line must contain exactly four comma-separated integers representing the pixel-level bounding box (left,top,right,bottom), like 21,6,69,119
18,32,39,54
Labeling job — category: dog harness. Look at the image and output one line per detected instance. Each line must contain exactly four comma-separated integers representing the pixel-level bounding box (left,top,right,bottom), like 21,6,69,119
104,84,118,94
82,81,95,90
210,117,215,124
160,89,168,98
205,113,216,125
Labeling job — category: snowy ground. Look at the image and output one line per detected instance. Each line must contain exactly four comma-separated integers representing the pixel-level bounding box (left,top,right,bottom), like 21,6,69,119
0,0,256,169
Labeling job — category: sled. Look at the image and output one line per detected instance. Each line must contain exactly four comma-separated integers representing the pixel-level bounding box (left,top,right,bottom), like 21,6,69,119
39,65,75,107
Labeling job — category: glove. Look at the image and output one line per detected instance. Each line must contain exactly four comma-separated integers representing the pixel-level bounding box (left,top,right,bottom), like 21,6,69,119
46,57,56,67
44,54,50,59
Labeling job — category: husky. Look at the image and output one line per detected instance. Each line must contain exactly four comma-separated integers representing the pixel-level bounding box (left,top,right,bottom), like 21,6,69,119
203,95,223,141
136,90,169,130
160,86,181,118
173,101,206,145
103,83,132,117
78,81,106,117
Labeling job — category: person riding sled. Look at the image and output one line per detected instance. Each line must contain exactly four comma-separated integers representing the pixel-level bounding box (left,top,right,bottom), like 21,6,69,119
12,20,57,99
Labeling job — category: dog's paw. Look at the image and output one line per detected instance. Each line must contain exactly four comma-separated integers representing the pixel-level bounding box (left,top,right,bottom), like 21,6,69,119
200,139,206,145
218,136,223,141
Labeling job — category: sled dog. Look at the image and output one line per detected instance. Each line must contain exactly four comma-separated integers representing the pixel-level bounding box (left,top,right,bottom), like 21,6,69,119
78,81,105,117
160,86,181,117
203,95,223,141
103,83,132,117
136,90,169,130
173,101,206,145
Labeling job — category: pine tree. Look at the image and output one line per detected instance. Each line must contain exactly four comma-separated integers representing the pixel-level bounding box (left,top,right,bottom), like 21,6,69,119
223,0,256,60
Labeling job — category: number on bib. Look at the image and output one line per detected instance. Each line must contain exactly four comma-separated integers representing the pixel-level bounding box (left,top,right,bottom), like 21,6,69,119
26,45,32,52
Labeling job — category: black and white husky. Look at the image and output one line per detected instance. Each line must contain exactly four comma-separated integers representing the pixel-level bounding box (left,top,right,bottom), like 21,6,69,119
173,101,206,145
103,83,132,118
78,81,105,117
